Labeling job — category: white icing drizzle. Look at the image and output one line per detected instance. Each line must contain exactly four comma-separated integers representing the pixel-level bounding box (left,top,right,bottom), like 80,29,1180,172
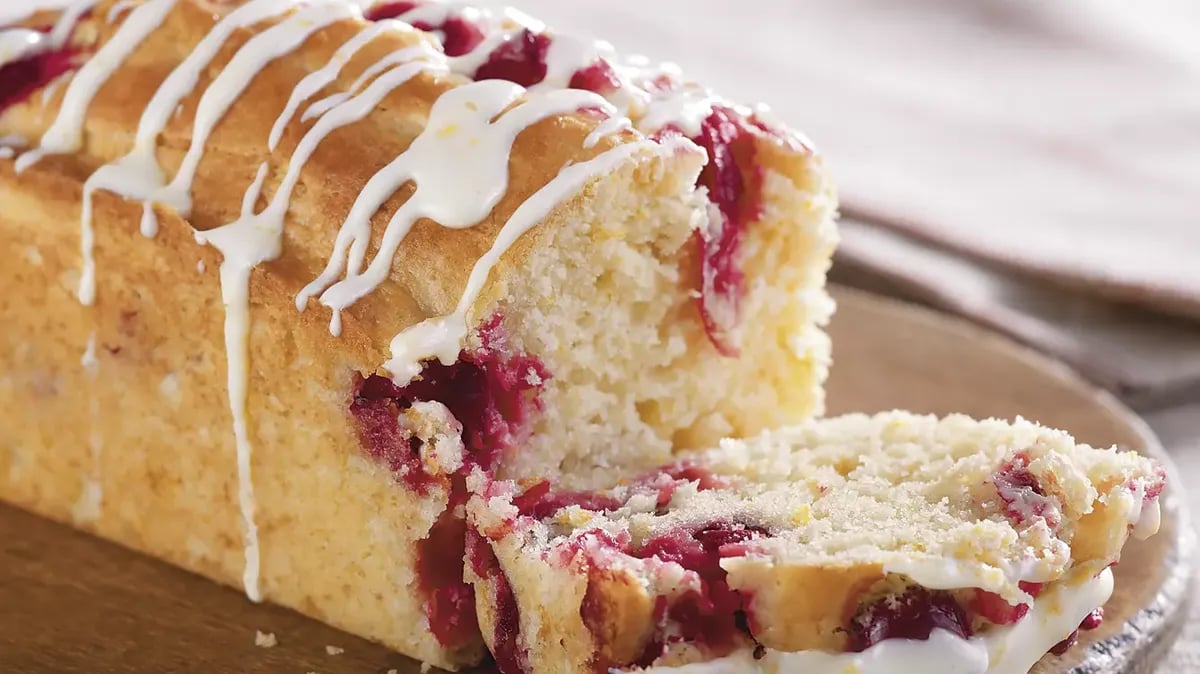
155,1,358,219
16,0,178,173
532,32,606,92
884,543,1069,605
1125,480,1163,541
447,24,520,74
49,0,101,47
194,163,270,602
297,81,614,335
1133,498,1162,540
0,147,12,159
636,86,721,137
302,43,440,122
176,0,381,603
637,568,1116,674
378,2,725,135
384,136,679,382
583,114,631,149
105,0,138,24
0,29,46,68
40,75,66,105
269,19,415,149
79,0,306,304
188,9,437,603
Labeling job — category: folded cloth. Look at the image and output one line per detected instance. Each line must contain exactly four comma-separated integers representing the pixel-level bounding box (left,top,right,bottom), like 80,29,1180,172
505,0,1200,319
835,220,1200,407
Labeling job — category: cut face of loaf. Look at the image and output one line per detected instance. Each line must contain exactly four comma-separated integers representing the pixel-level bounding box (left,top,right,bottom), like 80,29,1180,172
466,412,1166,674
0,0,835,669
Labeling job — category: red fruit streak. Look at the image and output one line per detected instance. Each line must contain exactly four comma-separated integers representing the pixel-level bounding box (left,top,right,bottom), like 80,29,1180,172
348,314,548,650
364,2,486,57
0,40,80,115
632,523,770,664
468,529,527,674
416,481,478,649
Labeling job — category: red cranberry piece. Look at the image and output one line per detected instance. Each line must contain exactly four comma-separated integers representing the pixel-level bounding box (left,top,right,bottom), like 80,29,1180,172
365,2,485,57
363,1,420,20
569,59,621,95
970,590,1029,626
1132,466,1168,501
991,452,1061,529
467,529,527,674
689,107,764,356
847,586,973,652
631,461,731,510
0,44,80,114
511,479,624,520
349,373,437,492
1049,607,1106,657
349,314,549,490
1050,630,1078,656
1019,580,1045,597
1081,607,1104,631
658,461,730,491
432,16,487,57
513,462,728,522
416,481,478,649
474,29,551,88
633,523,770,662
970,581,1044,626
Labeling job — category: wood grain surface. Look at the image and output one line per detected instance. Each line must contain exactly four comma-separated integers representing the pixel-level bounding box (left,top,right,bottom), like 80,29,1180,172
1,287,1192,673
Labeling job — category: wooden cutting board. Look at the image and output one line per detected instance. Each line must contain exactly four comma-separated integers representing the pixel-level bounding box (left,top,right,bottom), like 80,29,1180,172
1,287,1193,673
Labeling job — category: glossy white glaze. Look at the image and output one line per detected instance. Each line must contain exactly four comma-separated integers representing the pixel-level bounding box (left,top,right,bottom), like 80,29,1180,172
17,0,177,172
299,81,613,336
637,569,1115,674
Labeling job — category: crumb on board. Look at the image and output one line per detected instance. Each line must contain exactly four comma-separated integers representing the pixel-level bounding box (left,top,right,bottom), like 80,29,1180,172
325,645,344,656
254,630,277,648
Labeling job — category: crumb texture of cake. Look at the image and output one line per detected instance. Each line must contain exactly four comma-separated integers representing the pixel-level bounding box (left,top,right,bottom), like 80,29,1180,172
0,0,834,669
466,412,1165,674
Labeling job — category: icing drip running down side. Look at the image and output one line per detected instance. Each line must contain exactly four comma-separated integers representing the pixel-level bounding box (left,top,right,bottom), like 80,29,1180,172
20,0,669,606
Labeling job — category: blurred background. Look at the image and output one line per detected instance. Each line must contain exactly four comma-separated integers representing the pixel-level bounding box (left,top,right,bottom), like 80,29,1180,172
491,0,1200,666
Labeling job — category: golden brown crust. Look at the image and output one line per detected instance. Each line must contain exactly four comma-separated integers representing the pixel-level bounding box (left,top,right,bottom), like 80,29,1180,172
2,0,644,359
0,0,672,668
1,1,837,668
724,560,885,651
584,568,655,667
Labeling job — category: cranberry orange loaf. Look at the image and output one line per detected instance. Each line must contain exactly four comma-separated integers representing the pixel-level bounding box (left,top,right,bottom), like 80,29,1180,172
466,412,1166,674
0,0,835,668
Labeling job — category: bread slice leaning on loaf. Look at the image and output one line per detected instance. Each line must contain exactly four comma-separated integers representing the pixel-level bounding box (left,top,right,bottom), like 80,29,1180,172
466,412,1166,674
0,0,835,668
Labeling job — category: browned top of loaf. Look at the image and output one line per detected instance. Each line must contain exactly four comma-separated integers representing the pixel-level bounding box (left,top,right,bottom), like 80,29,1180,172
0,0,662,371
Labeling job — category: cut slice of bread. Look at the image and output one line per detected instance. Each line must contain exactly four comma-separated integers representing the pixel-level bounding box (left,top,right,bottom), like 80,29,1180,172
467,412,1165,673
